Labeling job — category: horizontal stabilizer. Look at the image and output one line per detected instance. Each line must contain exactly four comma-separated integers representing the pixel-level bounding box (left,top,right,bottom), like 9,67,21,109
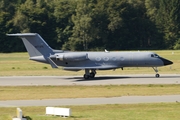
7,33,37,37
7,33,54,57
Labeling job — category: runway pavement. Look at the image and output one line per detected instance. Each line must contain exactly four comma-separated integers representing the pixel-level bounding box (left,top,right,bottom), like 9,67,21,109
0,74,180,107
0,95,180,107
0,74,180,86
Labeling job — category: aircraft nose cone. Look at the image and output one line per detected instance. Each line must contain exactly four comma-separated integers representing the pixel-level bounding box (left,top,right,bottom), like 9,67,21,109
160,57,173,65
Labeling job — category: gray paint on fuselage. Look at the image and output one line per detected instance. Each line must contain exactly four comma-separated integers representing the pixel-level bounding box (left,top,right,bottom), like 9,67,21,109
7,33,172,78
51,51,164,68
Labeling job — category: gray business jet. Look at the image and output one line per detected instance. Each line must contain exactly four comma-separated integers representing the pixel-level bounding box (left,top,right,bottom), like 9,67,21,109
7,33,173,79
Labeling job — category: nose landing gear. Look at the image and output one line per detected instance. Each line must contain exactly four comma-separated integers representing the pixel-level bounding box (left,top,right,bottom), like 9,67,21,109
152,67,160,78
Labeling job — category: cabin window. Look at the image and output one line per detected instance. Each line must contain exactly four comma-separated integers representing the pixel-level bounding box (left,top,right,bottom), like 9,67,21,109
96,57,101,61
103,57,109,61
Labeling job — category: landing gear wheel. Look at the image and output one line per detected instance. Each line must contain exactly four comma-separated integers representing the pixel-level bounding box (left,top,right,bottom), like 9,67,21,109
83,69,96,79
84,74,89,79
90,72,95,78
155,74,160,78
152,67,160,78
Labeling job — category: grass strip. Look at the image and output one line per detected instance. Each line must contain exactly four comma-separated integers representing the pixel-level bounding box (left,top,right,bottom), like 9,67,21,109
0,85,180,100
0,50,179,76
0,103,180,120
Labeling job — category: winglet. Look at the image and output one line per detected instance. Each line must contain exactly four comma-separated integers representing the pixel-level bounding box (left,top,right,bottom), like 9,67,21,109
46,57,58,68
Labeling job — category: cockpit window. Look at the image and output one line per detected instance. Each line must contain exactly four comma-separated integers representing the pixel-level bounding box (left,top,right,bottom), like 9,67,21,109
151,54,154,57
154,54,159,57
151,54,159,58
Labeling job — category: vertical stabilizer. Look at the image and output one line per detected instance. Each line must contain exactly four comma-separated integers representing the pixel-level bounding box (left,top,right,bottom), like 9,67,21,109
7,33,54,57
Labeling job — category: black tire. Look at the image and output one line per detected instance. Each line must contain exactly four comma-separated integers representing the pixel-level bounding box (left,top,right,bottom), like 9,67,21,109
155,74,160,78
84,74,89,79
90,73,95,78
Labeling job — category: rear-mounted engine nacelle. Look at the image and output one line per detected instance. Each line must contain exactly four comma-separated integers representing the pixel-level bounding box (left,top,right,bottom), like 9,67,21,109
54,53,88,61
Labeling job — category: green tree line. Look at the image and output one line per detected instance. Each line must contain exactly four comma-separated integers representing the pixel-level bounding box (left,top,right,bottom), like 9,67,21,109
0,0,180,52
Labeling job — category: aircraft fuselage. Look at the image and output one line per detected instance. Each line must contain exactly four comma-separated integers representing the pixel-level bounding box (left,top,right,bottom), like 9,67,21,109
7,33,173,79
47,51,172,69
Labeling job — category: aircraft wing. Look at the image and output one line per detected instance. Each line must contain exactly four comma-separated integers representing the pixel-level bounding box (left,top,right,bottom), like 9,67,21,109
47,56,121,71
63,66,120,71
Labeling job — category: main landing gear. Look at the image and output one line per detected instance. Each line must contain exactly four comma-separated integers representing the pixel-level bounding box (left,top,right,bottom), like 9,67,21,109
152,67,160,78
83,69,96,79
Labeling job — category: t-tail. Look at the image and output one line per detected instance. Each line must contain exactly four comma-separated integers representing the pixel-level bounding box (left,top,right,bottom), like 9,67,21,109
7,33,56,65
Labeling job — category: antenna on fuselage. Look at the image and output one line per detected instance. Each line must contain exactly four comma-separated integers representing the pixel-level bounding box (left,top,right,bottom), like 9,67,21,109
105,49,109,52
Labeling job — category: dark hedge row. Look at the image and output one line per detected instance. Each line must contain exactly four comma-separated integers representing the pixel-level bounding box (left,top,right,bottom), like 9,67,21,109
0,0,180,52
